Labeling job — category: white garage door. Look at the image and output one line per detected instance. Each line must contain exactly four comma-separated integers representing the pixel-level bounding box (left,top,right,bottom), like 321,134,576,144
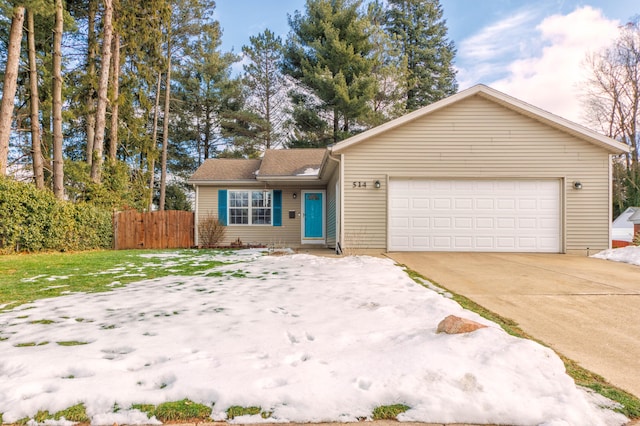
389,179,560,252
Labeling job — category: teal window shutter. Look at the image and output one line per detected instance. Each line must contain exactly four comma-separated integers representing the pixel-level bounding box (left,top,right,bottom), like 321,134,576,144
218,189,227,225
273,190,282,226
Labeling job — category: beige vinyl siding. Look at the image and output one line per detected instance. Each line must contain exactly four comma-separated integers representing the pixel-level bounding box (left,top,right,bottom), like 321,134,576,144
196,185,324,247
341,95,612,252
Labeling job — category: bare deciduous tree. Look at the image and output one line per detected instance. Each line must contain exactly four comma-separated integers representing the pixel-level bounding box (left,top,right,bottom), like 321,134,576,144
584,20,640,165
583,19,640,215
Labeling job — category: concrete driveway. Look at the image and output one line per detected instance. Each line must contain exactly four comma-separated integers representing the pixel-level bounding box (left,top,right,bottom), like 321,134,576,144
386,252,640,398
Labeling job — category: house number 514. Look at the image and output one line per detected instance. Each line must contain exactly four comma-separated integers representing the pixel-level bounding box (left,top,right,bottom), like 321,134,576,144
352,181,367,188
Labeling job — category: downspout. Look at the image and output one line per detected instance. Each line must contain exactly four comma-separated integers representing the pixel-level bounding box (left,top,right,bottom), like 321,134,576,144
608,155,613,250
340,153,344,254
326,150,343,254
193,184,199,247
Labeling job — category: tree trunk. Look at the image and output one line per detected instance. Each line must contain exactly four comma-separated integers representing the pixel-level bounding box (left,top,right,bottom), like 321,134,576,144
109,30,121,161
27,9,44,189
52,0,64,199
148,73,162,211
0,6,25,176
159,53,171,211
90,0,114,183
86,0,98,165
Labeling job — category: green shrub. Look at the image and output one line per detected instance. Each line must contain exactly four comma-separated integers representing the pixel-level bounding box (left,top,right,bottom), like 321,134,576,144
0,177,112,253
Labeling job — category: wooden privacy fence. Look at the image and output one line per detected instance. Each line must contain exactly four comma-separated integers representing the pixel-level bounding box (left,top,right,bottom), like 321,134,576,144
113,210,194,250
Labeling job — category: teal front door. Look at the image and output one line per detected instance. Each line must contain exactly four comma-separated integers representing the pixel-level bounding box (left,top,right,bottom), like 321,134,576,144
303,191,324,241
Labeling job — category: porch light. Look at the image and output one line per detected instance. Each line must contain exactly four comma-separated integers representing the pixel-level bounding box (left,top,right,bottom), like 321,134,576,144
374,180,381,189
573,181,583,190
293,192,297,199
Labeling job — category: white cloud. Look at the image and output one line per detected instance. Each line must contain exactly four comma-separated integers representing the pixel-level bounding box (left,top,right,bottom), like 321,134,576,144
459,6,621,125
460,9,540,62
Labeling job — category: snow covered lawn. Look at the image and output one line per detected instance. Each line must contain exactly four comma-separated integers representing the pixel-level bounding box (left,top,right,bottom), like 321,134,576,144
0,251,628,425
593,245,640,266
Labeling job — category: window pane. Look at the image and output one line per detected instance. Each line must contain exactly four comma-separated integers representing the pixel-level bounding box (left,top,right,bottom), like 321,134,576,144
230,208,248,224
230,191,248,207
252,208,272,225
252,191,271,208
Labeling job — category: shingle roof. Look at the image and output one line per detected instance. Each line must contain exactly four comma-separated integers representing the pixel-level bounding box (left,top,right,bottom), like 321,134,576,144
259,149,326,176
189,149,327,182
189,158,262,181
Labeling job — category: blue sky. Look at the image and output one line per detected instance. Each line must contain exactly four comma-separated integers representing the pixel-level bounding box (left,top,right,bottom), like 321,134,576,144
214,0,638,125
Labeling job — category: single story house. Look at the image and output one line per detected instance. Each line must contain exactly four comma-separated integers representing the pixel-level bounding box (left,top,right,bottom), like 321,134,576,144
189,84,630,254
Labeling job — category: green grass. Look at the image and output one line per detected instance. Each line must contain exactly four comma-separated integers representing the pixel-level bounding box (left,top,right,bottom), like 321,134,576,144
56,340,90,346
404,267,640,419
0,249,229,311
372,404,410,420
226,405,267,419
29,319,56,324
14,404,89,425
154,399,212,422
14,341,48,347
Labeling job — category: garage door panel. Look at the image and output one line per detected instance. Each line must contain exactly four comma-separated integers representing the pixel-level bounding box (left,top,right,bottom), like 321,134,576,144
455,198,473,209
518,217,537,228
433,236,452,248
433,217,451,228
412,236,429,248
412,198,429,208
389,179,560,252
476,199,494,209
454,217,473,228
412,217,429,228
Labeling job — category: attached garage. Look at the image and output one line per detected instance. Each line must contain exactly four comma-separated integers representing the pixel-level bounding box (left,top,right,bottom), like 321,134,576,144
388,179,561,252
329,85,630,255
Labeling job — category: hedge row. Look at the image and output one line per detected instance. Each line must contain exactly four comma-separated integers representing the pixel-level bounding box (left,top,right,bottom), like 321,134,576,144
0,177,113,253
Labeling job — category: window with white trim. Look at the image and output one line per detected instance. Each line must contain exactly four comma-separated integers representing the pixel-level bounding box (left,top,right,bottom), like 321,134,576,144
229,190,272,225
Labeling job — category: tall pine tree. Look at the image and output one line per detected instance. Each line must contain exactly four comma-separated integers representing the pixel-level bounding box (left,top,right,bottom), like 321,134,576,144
283,0,376,145
386,0,457,111
242,29,287,151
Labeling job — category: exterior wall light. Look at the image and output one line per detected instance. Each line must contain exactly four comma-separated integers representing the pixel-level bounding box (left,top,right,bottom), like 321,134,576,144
374,180,381,189
573,181,583,190
292,192,297,199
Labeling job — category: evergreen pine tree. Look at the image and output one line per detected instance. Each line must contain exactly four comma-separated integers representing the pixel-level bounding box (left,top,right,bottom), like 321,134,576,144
386,0,457,111
242,29,287,151
283,0,376,145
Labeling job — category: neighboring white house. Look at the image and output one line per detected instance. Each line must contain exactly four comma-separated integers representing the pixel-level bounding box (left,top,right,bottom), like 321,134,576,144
612,207,638,242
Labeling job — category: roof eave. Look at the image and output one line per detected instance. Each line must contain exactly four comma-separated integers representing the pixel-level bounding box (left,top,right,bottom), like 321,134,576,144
256,175,321,181
188,179,259,185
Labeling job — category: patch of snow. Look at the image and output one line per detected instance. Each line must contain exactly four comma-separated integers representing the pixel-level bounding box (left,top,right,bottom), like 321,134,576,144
138,253,186,259
20,275,49,283
44,276,70,282
39,285,70,292
27,419,76,426
0,252,628,426
592,246,640,266
91,410,161,425
296,167,319,176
